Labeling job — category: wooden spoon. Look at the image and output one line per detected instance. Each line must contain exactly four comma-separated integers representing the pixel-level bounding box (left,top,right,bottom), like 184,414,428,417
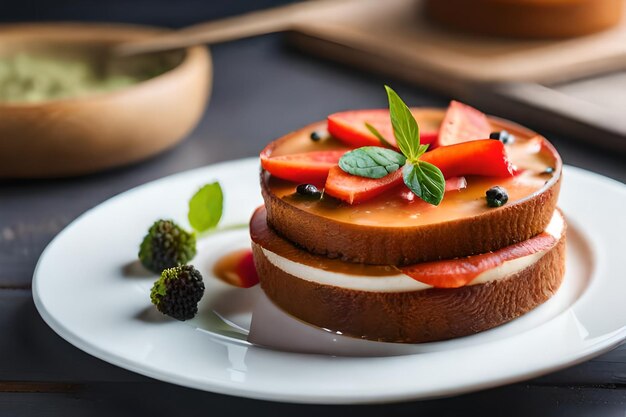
112,0,357,56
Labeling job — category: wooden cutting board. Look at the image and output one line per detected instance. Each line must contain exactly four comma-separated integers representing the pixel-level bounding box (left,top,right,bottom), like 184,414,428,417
288,0,626,152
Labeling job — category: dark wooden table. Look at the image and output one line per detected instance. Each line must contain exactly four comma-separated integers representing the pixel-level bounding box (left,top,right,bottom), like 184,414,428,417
1,33,625,416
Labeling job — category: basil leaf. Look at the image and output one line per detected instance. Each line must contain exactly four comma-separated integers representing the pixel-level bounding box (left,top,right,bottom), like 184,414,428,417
385,85,420,162
188,182,223,232
365,122,393,148
339,146,406,179
418,161,446,204
403,161,445,205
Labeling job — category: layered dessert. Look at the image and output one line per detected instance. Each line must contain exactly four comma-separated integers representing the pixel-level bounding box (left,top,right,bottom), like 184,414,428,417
250,87,565,343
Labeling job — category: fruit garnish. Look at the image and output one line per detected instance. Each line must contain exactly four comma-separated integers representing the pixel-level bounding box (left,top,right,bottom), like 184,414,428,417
325,165,404,205
234,250,260,288
329,88,515,206
335,86,446,205
213,249,259,288
420,139,517,178
401,233,556,288
138,183,223,274
139,181,249,275
150,265,205,320
327,109,438,149
438,100,491,147
327,139,515,204
486,186,509,208
327,169,467,205
138,219,197,273
260,149,347,184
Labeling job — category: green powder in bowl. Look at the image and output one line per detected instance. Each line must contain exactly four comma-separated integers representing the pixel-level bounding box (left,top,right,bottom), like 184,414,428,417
0,53,167,102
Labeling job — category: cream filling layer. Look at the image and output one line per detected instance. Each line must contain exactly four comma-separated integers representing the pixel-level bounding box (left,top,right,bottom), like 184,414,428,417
262,210,564,293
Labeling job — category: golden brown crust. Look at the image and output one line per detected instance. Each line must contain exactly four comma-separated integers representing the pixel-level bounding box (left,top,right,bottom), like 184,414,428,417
263,171,561,265
252,228,566,343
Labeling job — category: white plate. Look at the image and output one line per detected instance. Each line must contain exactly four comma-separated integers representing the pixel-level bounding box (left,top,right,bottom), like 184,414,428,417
33,159,626,404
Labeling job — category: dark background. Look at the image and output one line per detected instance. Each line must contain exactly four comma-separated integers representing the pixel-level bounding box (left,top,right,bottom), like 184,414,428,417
0,0,295,27
0,1,624,416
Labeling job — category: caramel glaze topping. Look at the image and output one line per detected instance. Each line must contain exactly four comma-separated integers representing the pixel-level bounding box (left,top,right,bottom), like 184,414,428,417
266,115,560,228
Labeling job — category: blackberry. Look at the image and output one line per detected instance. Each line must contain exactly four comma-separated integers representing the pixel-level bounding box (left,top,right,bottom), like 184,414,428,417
150,265,205,321
138,219,196,273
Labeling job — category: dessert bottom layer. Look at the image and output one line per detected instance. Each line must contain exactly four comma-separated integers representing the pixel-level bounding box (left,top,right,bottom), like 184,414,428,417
251,209,566,343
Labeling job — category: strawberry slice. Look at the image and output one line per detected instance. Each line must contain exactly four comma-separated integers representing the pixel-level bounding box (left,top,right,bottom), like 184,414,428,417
401,233,557,288
215,249,259,288
235,250,260,288
421,139,517,178
438,101,491,147
328,109,438,149
260,149,348,184
325,140,514,204
324,165,403,204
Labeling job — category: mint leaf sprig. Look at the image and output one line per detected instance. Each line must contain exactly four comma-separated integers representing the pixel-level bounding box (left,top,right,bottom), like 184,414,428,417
365,122,394,148
338,86,446,205
339,146,406,179
188,182,223,232
188,182,247,236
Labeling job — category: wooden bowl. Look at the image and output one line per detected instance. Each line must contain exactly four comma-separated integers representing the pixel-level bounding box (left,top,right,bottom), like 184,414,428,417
0,23,212,178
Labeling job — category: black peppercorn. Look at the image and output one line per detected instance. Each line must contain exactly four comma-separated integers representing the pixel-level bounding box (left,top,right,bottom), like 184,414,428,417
486,186,509,208
310,131,322,141
489,130,514,145
296,184,322,198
